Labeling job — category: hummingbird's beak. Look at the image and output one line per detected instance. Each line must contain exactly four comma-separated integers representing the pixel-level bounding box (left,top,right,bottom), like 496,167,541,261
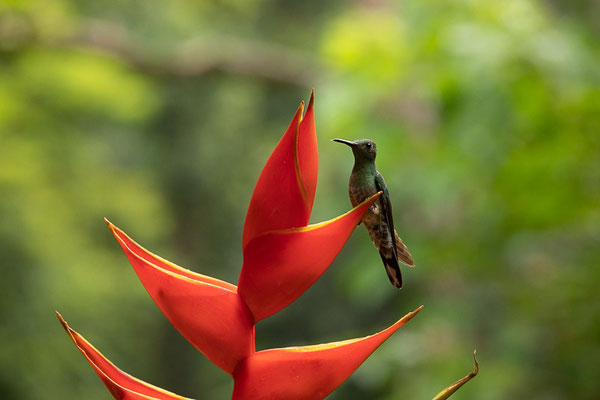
332,138,356,147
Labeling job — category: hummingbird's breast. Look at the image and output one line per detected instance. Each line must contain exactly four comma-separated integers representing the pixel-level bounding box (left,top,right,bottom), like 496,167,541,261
349,175,388,233
348,172,377,208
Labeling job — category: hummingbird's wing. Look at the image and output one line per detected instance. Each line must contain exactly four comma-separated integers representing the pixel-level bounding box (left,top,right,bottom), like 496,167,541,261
375,172,414,268
375,172,397,254
374,172,402,288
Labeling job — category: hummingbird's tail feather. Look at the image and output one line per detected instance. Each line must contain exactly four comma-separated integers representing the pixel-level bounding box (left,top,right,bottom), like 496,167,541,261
379,252,403,288
394,231,415,267
364,221,410,287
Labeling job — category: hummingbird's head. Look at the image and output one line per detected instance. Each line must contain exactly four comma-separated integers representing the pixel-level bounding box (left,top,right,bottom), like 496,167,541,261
332,138,377,162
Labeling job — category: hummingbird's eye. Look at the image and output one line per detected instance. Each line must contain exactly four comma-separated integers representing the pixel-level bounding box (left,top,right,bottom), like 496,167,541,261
366,142,372,149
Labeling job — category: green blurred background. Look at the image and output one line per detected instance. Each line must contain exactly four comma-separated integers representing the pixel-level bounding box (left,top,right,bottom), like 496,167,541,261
1,0,599,399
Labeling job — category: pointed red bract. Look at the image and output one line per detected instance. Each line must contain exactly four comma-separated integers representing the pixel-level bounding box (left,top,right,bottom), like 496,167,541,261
107,221,254,374
107,219,236,292
297,90,318,215
232,306,423,400
239,192,381,322
57,313,193,400
243,92,318,248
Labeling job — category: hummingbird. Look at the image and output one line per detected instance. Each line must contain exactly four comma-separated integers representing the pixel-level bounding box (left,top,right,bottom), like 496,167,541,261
333,138,414,288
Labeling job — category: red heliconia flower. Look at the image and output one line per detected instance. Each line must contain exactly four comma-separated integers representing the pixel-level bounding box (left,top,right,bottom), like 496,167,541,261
58,91,423,400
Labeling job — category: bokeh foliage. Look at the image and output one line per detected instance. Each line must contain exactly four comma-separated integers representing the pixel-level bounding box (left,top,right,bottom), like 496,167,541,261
1,0,599,399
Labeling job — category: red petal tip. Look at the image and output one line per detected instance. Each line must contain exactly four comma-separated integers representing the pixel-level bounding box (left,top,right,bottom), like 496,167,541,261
58,313,193,400
104,217,117,232
412,304,425,316
56,311,69,333
306,89,314,111
296,101,305,118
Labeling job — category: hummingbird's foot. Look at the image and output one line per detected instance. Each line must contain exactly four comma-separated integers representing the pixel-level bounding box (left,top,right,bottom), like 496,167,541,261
368,203,381,215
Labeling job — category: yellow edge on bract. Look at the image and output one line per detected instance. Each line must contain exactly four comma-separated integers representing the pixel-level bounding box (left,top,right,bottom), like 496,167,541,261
107,221,237,293
57,312,194,400
258,191,382,238
293,100,309,204
262,305,423,353
293,89,316,206
105,218,237,293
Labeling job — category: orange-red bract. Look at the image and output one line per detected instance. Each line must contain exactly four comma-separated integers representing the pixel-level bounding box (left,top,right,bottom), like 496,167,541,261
107,220,254,374
242,91,317,249
239,192,381,322
58,92,424,400
57,313,193,400
232,306,423,400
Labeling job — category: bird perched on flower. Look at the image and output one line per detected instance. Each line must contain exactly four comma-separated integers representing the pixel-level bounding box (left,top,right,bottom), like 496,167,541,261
333,138,414,288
